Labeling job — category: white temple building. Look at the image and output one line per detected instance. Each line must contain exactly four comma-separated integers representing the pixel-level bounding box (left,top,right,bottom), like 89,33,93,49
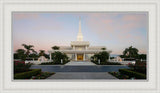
48,17,111,61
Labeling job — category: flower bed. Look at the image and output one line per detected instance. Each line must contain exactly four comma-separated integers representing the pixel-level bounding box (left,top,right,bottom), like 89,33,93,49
30,72,55,79
14,60,32,73
14,61,55,79
108,72,129,79
128,61,146,74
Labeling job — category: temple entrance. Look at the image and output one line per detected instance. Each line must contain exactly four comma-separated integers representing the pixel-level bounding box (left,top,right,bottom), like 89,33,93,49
77,54,83,61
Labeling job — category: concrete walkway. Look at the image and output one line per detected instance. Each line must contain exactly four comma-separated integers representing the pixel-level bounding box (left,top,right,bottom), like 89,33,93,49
30,65,129,72
47,72,117,79
65,61,96,66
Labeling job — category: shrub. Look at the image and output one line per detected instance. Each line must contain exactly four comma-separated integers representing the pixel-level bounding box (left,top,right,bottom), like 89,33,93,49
14,69,41,79
51,52,69,64
119,69,146,79
93,61,121,65
14,61,33,73
40,62,54,65
90,51,109,62
31,72,55,79
134,61,146,74
109,72,129,79
104,62,121,65
128,61,146,74
40,61,68,65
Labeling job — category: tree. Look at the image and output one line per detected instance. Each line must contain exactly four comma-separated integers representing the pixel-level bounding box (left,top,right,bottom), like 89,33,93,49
52,46,60,50
39,50,45,56
22,44,34,57
15,49,26,61
38,50,49,59
14,53,19,59
101,48,106,50
51,52,69,64
123,46,139,58
99,51,109,62
91,51,109,62
138,54,147,60
29,50,38,60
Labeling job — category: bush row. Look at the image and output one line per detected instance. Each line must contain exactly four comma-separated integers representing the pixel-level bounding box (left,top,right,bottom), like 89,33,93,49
40,61,68,65
119,69,146,79
14,61,32,73
93,61,121,65
14,69,41,79
40,62,54,65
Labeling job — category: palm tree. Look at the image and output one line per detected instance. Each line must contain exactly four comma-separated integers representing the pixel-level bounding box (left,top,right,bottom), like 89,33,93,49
16,49,25,54
29,50,38,60
22,44,34,57
52,46,60,50
39,50,45,56
123,46,139,58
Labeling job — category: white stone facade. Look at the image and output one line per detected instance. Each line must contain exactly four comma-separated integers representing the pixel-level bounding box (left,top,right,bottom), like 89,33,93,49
48,17,111,61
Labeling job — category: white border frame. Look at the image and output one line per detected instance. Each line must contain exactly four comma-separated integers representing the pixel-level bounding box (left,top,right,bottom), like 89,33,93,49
0,0,160,93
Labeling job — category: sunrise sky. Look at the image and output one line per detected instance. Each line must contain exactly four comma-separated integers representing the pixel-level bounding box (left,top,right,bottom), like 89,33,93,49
13,12,148,55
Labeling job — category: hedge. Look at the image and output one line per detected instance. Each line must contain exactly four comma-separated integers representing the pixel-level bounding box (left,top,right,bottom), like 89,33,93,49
93,61,121,65
119,69,146,79
14,69,41,79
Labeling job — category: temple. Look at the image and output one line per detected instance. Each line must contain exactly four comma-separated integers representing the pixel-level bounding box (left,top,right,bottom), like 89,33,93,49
48,17,111,61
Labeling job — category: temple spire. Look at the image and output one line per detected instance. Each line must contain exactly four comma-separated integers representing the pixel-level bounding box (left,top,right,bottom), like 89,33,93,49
77,17,83,41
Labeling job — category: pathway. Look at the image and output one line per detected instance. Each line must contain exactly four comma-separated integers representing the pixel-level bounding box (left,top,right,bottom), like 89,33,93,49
47,72,118,79
30,65,129,72
65,61,96,66
30,62,129,79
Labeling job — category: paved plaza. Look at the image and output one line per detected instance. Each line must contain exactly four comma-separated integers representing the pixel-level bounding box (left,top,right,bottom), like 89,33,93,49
30,62,129,79
47,72,118,79
65,61,96,66
30,65,129,72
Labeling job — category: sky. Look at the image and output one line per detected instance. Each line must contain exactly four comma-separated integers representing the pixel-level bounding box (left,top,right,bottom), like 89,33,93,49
13,12,148,55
